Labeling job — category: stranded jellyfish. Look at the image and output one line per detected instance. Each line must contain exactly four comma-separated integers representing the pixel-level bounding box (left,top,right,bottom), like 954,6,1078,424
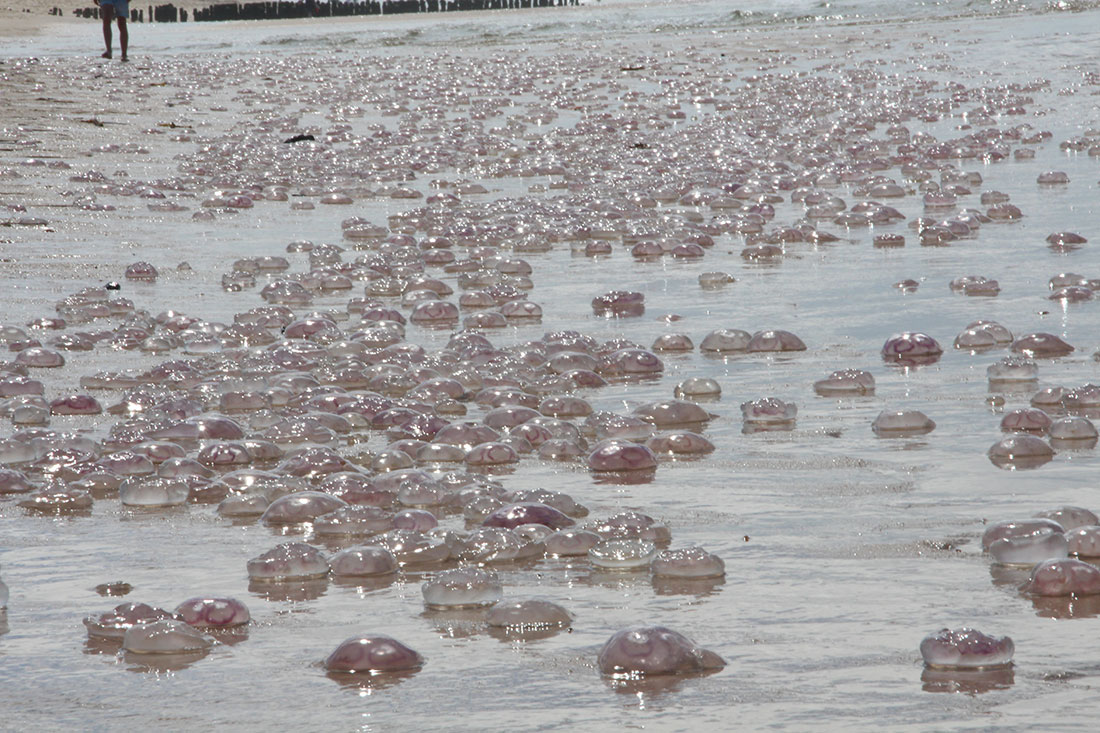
987,529,1068,565
949,276,1000,297
246,542,330,581
597,626,725,676
122,619,214,655
84,602,174,639
987,357,1039,384
1010,333,1074,358
813,369,875,396
457,527,541,564
174,597,250,628
483,502,575,530
1021,558,1100,596
1048,416,1098,442
591,290,645,318
49,394,102,415
674,377,721,398
633,399,713,427
1066,527,1100,557
1034,506,1099,530
645,431,715,456
981,519,1066,552
124,262,158,282
261,492,348,525
871,410,935,436
119,477,190,507
421,566,502,608
15,347,64,368
988,434,1054,469
699,329,751,353
330,546,399,577
544,529,602,557
599,348,663,379
881,332,942,365
587,441,658,472
1000,409,1052,434
919,628,1014,670
589,539,657,569
465,441,520,467
747,329,806,352
485,600,572,631
741,397,797,427
650,547,725,578
366,530,450,566
324,635,424,674
1037,171,1069,185
651,334,693,352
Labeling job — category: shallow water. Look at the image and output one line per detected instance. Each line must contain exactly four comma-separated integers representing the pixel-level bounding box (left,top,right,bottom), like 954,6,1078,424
3,2,1100,730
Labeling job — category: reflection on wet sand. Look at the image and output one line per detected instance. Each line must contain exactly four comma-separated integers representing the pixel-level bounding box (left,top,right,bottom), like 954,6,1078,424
326,668,420,692
921,665,1015,695
248,577,329,603
651,575,726,597
123,648,209,674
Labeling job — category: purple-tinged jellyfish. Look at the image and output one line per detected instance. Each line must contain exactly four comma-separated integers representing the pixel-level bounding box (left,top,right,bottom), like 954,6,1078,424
872,409,935,436
1048,416,1098,441
587,440,658,472
597,626,724,676
123,619,213,655
325,635,423,674
1000,409,1051,434
246,542,330,582
591,290,645,318
747,329,806,352
1065,527,1100,558
84,602,175,640
330,546,399,577
1021,558,1100,596
645,431,715,456
699,329,751,353
366,530,450,566
261,492,348,525
919,628,1014,670
674,377,721,399
1034,506,1099,530
483,502,575,530
988,529,1068,565
981,519,1066,551
422,566,502,608
634,399,713,427
813,369,875,396
1010,333,1074,358
544,529,602,557
881,332,942,365
486,600,572,631
174,597,250,628
741,397,797,428
989,434,1054,469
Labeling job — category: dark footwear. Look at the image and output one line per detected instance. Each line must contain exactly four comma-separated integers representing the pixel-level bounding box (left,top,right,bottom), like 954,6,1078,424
101,51,111,59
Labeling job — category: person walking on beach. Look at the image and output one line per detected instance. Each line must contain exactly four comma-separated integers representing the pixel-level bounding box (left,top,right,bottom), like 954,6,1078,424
93,0,129,61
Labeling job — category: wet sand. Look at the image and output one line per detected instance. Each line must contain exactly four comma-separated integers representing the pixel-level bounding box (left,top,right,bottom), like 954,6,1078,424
3,4,1100,731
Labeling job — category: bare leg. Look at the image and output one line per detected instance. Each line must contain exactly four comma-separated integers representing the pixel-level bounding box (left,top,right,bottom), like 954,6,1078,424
118,19,128,61
101,5,114,58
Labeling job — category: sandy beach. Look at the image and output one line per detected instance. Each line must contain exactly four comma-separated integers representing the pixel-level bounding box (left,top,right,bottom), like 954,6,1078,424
4,1,1100,730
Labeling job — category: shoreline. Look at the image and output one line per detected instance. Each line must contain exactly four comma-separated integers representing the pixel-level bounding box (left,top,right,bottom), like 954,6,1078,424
2,2,1100,730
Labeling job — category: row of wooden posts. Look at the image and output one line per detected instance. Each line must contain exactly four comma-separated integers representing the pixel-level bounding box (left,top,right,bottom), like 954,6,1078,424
71,0,577,23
